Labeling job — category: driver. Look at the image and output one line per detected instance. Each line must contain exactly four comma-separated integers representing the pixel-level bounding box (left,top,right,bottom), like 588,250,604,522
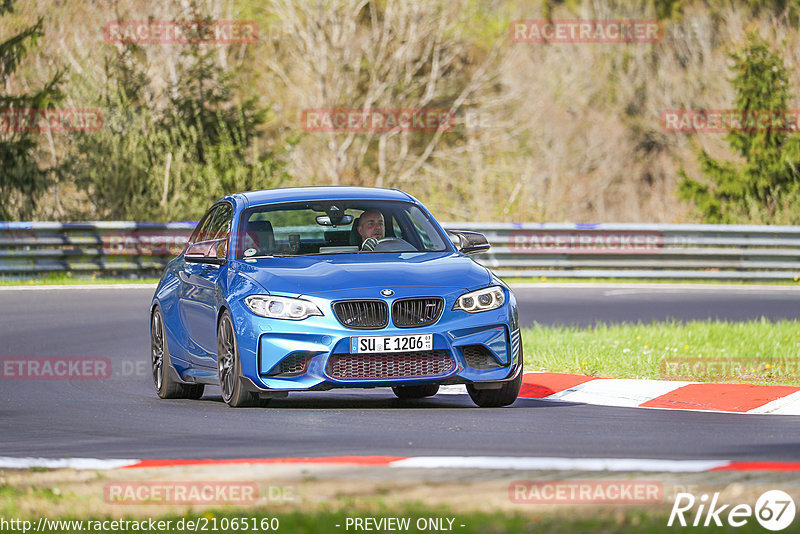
357,209,385,251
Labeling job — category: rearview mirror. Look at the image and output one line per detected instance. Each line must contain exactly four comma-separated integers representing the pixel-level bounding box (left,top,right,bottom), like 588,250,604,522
316,214,354,226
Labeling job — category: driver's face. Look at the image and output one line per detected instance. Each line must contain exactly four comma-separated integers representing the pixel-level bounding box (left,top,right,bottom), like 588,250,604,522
358,211,385,241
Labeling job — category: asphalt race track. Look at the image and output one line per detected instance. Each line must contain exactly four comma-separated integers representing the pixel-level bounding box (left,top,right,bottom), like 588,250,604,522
1,284,799,462
513,283,800,327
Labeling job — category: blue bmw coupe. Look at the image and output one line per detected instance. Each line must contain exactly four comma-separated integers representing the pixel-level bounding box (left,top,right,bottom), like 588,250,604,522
150,187,523,407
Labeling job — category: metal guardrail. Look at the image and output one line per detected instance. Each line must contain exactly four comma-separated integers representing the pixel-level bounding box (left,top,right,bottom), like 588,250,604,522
0,222,195,275
452,222,800,280
1,221,799,280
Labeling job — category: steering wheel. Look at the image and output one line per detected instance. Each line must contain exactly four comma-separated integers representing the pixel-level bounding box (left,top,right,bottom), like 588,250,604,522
363,237,416,252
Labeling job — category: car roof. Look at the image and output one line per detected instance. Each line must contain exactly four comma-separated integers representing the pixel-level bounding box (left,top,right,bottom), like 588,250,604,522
230,186,416,208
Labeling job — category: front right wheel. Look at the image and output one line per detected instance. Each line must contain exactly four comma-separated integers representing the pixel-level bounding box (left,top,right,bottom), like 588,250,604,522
466,351,523,407
151,306,204,400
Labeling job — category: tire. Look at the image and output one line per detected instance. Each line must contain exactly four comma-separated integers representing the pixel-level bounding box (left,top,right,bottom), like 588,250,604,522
466,351,523,408
151,306,205,399
217,310,257,407
392,384,439,399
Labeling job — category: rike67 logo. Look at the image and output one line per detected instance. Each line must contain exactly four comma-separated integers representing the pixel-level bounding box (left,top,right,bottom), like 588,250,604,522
668,490,796,530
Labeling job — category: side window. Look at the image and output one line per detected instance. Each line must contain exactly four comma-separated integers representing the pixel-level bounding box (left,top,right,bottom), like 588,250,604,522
207,203,233,241
188,207,217,244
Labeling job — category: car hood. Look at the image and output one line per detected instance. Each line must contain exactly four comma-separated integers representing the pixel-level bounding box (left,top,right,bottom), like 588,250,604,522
231,252,492,297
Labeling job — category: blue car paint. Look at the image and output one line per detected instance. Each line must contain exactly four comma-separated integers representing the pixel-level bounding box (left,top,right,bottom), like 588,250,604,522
152,186,521,395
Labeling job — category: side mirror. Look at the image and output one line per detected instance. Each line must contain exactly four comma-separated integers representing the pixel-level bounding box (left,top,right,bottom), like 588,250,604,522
185,238,227,265
448,231,491,255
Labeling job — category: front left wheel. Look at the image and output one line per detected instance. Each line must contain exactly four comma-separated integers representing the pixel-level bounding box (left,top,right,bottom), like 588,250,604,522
466,351,523,408
217,310,259,407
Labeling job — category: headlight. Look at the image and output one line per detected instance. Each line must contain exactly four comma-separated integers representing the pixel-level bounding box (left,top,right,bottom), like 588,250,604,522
244,295,323,320
453,286,505,313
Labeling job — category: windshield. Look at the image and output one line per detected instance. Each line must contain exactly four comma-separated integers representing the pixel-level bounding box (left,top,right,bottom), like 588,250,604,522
235,200,451,259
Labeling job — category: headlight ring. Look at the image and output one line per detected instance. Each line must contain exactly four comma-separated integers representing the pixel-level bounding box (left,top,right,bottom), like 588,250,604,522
453,286,505,313
244,295,323,320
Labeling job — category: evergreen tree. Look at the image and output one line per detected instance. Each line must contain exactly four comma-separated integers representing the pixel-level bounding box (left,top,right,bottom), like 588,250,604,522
70,46,162,220
678,30,800,223
158,38,277,202
71,35,290,221
0,0,63,219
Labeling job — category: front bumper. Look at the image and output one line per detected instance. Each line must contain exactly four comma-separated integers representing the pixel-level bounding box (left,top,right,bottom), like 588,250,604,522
230,288,521,393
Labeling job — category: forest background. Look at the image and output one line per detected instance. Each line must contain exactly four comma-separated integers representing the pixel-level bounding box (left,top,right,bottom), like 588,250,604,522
2,0,799,225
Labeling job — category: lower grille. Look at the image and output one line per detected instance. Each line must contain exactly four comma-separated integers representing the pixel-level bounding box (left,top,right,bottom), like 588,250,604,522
461,345,502,369
268,353,312,376
326,351,454,380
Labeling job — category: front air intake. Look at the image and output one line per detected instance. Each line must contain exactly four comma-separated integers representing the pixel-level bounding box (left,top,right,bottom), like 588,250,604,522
461,345,502,369
268,353,313,376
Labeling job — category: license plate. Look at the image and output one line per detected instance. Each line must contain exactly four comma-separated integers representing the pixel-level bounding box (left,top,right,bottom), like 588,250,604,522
351,333,433,354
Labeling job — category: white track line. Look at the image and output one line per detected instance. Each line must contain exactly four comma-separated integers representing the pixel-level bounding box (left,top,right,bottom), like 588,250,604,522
436,385,467,395
390,457,730,472
0,457,139,470
748,390,800,415
543,378,690,408
0,284,156,291
0,456,731,473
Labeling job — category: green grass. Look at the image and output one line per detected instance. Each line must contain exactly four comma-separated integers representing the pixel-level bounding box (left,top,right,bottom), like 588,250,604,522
0,482,64,517
521,319,800,386
0,273,159,286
